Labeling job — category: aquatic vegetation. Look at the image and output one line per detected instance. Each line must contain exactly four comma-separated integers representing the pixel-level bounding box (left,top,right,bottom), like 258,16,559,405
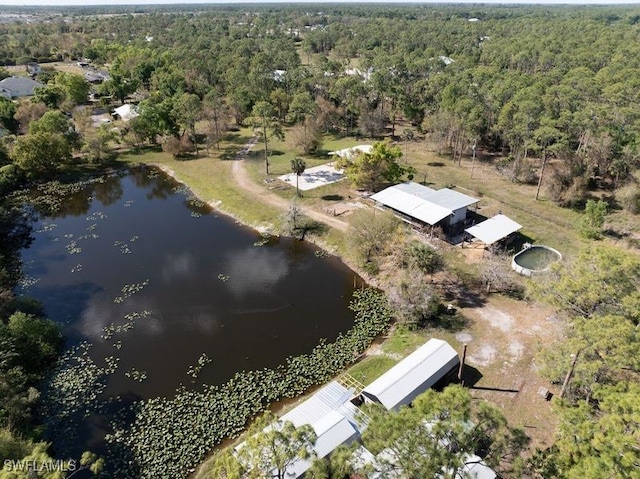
106,288,392,478
36,222,57,233
71,264,83,273
113,280,149,304
125,368,148,383
314,250,328,258
253,233,271,247
40,342,120,451
19,275,40,288
86,211,108,221
187,353,212,379
101,310,152,340
217,274,230,282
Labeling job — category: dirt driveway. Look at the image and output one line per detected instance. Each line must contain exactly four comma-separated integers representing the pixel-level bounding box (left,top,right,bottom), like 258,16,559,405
231,138,349,232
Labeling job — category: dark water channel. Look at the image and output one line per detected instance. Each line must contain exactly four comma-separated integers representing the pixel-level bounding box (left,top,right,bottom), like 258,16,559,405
19,167,360,455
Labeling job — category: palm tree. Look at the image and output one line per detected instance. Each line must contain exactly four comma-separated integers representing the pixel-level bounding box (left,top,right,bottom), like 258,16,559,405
290,157,306,197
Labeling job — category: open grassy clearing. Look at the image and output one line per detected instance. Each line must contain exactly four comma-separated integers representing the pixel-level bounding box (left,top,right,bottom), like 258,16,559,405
404,140,586,256
347,355,398,386
243,134,369,211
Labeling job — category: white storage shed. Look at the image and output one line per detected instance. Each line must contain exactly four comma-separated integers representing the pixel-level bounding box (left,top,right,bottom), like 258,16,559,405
361,339,460,411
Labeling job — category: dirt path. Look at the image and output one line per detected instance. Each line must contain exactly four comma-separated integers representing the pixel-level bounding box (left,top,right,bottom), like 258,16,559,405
231,138,349,232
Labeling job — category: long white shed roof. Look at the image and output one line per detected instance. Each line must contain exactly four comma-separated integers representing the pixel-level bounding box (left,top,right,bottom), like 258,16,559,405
465,214,522,245
362,339,459,411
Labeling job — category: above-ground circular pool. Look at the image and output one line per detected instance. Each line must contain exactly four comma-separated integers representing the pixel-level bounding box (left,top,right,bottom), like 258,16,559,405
512,244,562,276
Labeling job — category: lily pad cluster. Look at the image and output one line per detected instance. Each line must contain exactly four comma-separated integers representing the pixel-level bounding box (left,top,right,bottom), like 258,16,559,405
113,279,150,304
187,353,213,379
106,288,392,478
39,342,120,452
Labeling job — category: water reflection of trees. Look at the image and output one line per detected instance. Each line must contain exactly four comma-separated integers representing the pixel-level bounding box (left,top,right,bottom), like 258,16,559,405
93,176,124,207
0,203,34,317
129,167,176,200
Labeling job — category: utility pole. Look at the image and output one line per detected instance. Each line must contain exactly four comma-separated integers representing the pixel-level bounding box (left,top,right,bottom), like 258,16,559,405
470,139,477,179
458,343,468,386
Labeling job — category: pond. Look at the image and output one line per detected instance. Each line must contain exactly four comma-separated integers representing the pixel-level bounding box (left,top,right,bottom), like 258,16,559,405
19,167,361,457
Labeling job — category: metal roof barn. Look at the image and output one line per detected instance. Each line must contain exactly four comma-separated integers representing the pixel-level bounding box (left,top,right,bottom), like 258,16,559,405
362,339,460,411
370,187,451,226
370,182,478,227
465,214,522,245
236,381,361,478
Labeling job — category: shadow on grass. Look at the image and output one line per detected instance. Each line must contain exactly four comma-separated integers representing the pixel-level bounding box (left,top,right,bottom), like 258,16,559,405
302,219,329,238
224,132,253,146
471,384,520,393
508,232,537,253
321,194,344,201
460,365,483,388
435,306,469,332
441,280,487,309
428,162,446,167
124,144,163,156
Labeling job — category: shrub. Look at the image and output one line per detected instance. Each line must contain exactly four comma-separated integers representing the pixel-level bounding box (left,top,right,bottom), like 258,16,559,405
615,183,640,214
402,241,443,274
579,199,608,240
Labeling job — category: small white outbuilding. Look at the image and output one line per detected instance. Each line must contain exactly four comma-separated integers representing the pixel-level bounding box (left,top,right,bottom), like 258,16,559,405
465,213,522,246
361,338,459,411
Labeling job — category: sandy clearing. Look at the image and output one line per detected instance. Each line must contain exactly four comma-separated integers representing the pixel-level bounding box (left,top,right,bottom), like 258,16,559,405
476,306,515,332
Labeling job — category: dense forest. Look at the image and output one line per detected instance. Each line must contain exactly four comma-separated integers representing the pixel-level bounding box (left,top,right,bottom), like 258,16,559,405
0,3,639,478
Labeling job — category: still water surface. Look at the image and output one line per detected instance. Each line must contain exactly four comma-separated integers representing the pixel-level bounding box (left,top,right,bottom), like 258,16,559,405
20,167,359,451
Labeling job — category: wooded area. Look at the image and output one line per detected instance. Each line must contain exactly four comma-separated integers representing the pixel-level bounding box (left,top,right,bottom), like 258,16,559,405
0,3,639,478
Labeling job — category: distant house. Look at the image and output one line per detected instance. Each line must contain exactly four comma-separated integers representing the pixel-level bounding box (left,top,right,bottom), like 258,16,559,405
370,182,479,235
84,69,110,84
0,76,43,99
26,62,42,75
361,338,460,411
113,104,139,122
272,69,287,82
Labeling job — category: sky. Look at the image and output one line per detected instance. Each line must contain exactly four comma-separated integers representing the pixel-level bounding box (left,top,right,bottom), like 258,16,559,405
1,0,640,6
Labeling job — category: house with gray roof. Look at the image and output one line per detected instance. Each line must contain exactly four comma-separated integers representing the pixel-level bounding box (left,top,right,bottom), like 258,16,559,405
0,76,43,99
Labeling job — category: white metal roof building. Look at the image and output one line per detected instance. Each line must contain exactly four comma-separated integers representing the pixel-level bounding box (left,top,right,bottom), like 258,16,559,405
370,182,478,227
237,381,361,478
465,214,522,245
113,104,139,122
362,339,460,411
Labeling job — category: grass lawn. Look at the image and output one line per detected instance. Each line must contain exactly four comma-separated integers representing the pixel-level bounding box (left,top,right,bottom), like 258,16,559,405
347,355,398,386
243,135,373,214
